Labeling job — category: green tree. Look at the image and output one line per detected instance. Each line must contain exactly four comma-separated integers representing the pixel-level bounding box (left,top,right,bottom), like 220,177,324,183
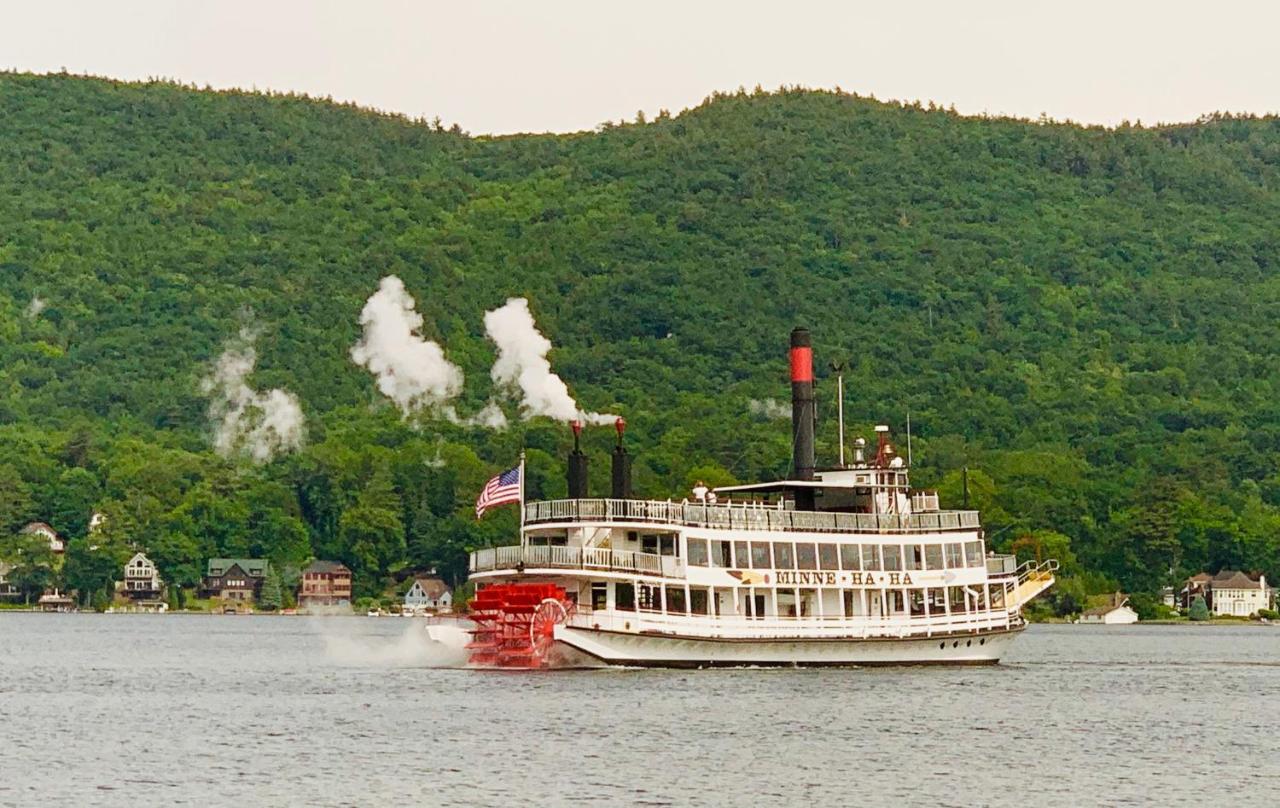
259,567,283,611
1189,594,1210,621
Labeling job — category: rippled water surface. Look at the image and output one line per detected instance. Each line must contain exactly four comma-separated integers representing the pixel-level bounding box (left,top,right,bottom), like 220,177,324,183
1,614,1277,806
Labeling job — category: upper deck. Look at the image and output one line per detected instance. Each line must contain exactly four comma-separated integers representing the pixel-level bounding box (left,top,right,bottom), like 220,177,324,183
523,498,981,535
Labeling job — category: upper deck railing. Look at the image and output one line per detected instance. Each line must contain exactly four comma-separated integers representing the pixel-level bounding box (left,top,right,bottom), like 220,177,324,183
523,498,981,535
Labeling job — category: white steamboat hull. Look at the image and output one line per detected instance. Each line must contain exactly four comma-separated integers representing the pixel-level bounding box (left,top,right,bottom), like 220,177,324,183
548,624,1023,668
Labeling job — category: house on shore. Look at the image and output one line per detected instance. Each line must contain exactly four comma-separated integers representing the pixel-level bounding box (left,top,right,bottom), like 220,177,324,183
20,522,64,554
37,589,75,612
404,576,452,613
1207,571,1270,617
201,558,270,603
298,560,353,608
121,553,163,600
0,562,18,600
1079,593,1139,625
1180,571,1272,617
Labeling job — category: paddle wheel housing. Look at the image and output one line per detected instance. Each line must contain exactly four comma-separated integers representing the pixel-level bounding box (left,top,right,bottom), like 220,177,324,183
466,583,573,668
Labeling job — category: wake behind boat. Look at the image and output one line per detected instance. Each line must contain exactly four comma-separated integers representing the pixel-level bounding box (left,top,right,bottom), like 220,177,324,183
458,327,1057,668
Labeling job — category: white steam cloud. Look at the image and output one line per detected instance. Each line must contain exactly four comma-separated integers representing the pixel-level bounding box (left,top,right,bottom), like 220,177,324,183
25,296,46,319
351,276,464,415
484,297,616,425
749,398,790,419
202,328,306,463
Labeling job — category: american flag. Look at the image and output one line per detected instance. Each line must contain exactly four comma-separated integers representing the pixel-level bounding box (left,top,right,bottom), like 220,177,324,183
475,465,521,518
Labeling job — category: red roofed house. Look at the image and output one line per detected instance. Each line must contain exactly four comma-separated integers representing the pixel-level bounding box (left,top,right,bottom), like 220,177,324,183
298,560,353,607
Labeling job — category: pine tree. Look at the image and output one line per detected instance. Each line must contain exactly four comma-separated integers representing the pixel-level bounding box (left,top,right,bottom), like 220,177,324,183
259,567,283,611
1189,594,1210,621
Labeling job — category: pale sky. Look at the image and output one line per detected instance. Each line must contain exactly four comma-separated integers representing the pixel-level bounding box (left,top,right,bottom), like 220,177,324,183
4,0,1278,134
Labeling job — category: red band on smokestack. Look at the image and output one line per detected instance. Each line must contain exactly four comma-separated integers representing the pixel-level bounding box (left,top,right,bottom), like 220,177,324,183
789,347,813,383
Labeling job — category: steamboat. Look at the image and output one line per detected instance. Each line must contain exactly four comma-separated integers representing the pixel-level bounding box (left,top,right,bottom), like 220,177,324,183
457,328,1057,668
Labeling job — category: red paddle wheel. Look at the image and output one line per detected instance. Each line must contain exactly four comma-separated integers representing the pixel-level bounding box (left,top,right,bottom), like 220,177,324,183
466,583,573,668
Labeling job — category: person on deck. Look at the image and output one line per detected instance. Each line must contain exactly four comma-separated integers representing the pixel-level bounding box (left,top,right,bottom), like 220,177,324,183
692,480,708,502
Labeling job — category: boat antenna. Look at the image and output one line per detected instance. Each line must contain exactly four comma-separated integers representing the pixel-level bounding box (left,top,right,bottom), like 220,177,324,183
830,361,846,467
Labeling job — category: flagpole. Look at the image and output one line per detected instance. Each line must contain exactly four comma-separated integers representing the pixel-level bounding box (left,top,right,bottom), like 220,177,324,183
518,449,527,529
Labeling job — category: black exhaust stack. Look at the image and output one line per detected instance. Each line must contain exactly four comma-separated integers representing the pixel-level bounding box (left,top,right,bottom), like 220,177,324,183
611,417,632,499
567,420,589,499
790,327,816,510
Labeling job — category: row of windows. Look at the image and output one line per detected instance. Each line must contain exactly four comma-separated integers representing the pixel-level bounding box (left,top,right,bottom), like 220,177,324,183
686,539,985,571
596,582,1004,617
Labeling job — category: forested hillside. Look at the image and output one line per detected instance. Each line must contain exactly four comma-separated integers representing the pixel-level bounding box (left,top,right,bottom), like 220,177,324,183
3,72,1280,611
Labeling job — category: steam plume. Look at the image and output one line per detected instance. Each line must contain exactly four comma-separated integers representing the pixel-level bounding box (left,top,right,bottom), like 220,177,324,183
351,276,464,415
484,298,616,424
202,329,306,463
25,296,46,319
749,398,790,419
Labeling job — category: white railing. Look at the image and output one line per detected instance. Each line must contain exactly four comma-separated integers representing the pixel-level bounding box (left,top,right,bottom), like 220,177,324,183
522,499,981,535
470,544,680,578
566,606,1020,640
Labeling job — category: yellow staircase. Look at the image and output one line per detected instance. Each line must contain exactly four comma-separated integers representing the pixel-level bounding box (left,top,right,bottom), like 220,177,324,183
1007,559,1058,609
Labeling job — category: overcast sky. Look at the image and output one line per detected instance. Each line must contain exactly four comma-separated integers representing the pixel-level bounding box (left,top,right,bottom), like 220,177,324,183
4,0,1278,134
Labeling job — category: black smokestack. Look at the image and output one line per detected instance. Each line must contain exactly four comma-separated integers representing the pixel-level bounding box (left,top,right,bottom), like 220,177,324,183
611,417,632,499
790,327,816,510
567,420,589,499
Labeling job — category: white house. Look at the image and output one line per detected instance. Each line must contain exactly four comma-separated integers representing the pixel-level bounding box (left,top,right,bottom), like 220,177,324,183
1080,593,1139,625
122,552,163,598
1209,571,1269,617
20,522,64,554
405,577,452,612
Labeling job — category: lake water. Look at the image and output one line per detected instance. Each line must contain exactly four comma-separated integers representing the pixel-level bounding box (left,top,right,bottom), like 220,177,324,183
1,614,1276,806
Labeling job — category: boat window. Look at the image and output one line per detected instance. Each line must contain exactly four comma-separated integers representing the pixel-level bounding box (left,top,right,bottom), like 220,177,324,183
661,535,677,557
688,539,709,567
944,543,964,569
906,545,923,571
881,544,902,571
948,586,968,612
549,534,568,547
929,587,946,612
733,541,749,568
965,540,985,567
689,588,709,615
796,543,817,570
772,542,795,569
840,544,861,570
750,542,772,569
746,591,766,619
842,589,856,617
910,589,926,616
819,544,840,571
616,582,635,611
890,591,906,614
777,589,798,617
638,583,660,611
591,583,607,611
666,586,687,614
798,589,817,617
862,544,882,571
711,540,732,567
925,543,944,570
642,535,658,555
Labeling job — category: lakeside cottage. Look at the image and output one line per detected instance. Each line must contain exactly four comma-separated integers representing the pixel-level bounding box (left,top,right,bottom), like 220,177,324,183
20,522,64,554
298,560,353,607
201,558,270,602
1181,571,1272,617
0,562,18,600
1079,593,1139,625
404,576,452,612
122,552,163,600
